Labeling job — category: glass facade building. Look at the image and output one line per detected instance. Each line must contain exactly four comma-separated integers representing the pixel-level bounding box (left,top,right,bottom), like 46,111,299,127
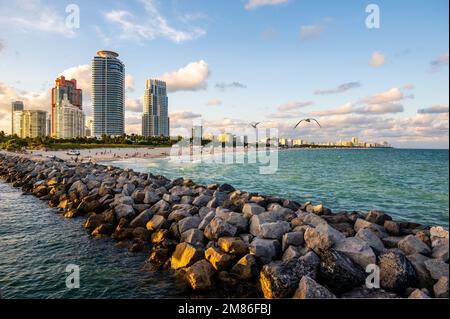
142,79,170,137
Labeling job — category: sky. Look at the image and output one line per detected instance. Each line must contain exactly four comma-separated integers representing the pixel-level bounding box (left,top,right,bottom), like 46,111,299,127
0,0,448,148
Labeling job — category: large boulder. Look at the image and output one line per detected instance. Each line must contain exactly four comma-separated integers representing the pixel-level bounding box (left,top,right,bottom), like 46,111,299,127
407,253,434,290
399,235,431,256
334,237,376,268
129,209,154,228
242,203,265,219
230,254,259,280
354,218,388,238
178,216,201,234
260,257,318,298
355,228,385,253
171,242,203,270
146,215,168,232
205,246,236,271
249,238,281,264
378,250,417,293
424,259,449,280
114,204,135,220
297,212,326,227
304,223,345,253
185,260,216,290
408,289,431,299
204,217,237,241
192,194,212,207
69,180,88,198
433,276,449,298
293,276,336,299
167,210,191,222
218,237,248,255
250,220,291,240
282,232,304,251
198,211,216,231
317,249,366,294
181,228,204,246
432,242,449,262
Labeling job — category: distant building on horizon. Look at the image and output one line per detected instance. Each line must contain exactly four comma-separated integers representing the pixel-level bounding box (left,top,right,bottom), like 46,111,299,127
92,50,125,137
142,79,170,137
11,101,24,134
51,75,84,138
13,110,47,138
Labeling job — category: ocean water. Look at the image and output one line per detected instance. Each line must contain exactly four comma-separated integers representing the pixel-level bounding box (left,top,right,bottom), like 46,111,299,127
109,148,449,227
0,148,448,299
0,182,186,299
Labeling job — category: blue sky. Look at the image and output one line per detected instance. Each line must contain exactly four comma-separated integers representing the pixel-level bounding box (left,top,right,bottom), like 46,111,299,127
0,0,448,147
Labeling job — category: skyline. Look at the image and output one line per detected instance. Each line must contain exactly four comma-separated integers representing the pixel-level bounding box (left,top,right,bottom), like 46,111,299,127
0,0,449,148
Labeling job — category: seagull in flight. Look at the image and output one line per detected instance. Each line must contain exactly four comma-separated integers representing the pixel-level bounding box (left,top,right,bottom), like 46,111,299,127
294,118,322,129
250,122,261,128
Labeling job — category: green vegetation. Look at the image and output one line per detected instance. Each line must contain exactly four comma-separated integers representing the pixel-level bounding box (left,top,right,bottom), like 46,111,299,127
0,131,180,151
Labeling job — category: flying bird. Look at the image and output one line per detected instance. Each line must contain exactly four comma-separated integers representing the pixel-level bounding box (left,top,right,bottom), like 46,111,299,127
294,118,322,129
250,122,261,128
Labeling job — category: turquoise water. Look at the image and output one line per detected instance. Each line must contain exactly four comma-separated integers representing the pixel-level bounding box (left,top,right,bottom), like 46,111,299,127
109,148,449,227
0,182,186,299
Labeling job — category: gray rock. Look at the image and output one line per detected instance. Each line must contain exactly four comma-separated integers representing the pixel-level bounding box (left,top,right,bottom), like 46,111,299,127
218,237,248,255
178,216,201,234
399,235,431,256
384,220,400,236
192,194,212,207
424,259,449,280
146,215,168,231
282,232,304,251
185,260,216,290
114,204,135,220
260,257,318,298
149,200,171,215
224,212,249,234
171,242,203,270
168,209,191,222
432,242,449,262
129,209,154,228
433,276,449,298
242,203,265,219
198,211,216,231
204,217,237,241
334,237,376,268
293,276,336,299
355,228,385,253
282,245,303,261
251,220,291,240
69,180,88,198
144,191,160,205
297,212,327,227
354,218,388,238
317,249,366,294
378,250,417,292
181,228,204,245
122,183,136,196
304,223,345,252
230,254,259,280
249,238,281,264
407,253,434,290
382,236,402,249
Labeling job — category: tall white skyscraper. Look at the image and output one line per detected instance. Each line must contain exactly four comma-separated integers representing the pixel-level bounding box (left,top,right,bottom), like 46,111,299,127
142,79,170,137
11,101,24,134
12,110,47,138
92,50,125,137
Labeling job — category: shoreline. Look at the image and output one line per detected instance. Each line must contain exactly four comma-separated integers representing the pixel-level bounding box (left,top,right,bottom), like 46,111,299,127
0,151,448,299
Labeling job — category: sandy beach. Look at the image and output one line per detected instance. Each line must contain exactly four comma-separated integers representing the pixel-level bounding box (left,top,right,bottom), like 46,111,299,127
19,147,173,162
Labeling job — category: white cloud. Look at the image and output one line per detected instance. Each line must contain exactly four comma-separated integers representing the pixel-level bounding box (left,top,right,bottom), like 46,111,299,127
60,64,91,97
309,102,354,117
369,51,386,68
126,98,142,112
170,111,202,120
215,82,247,91
207,99,222,106
360,87,405,105
125,74,135,92
160,60,210,92
245,0,289,10
300,25,324,40
104,0,206,43
0,39,5,52
278,101,313,112
354,103,404,115
1,0,77,38
418,105,449,114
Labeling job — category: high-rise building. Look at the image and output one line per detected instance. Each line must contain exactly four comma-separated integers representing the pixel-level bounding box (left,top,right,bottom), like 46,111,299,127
51,75,84,138
11,101,24,134
92,50,125,137
142,79,170,137
12,110,47,138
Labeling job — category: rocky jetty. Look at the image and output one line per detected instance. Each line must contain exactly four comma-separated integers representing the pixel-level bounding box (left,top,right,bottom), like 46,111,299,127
0,153,448,299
